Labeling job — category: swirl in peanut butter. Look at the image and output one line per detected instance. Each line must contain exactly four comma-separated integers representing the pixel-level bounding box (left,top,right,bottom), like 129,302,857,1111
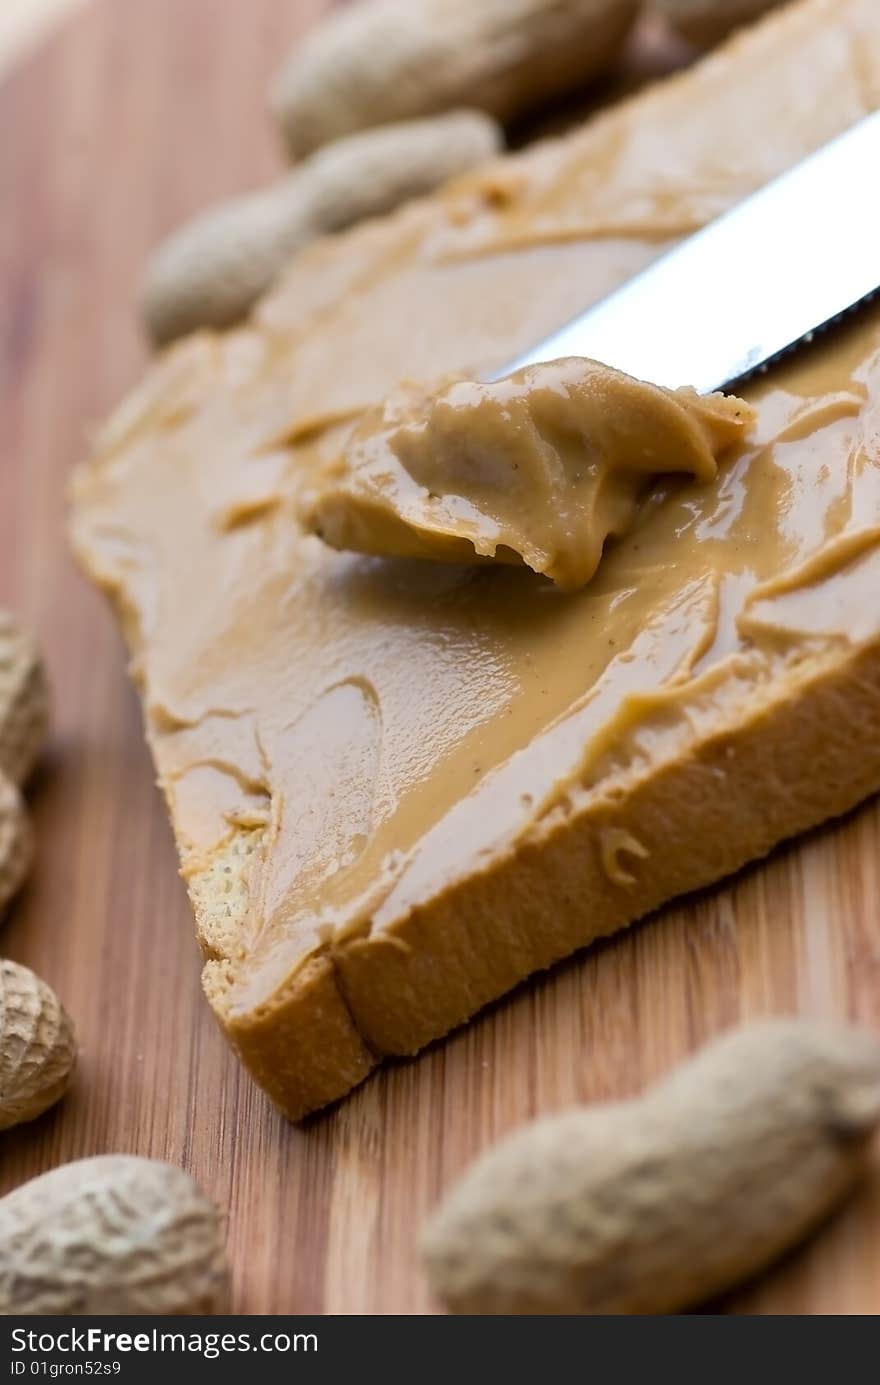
300,359,753,591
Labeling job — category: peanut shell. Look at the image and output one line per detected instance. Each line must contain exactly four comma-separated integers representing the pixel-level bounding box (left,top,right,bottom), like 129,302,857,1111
0,611,49,788
0,960,76,1130
422,1019,880,1314
0,1156,229,1315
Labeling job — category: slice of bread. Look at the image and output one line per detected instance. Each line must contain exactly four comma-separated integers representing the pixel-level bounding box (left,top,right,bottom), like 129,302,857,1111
71,0,880,1119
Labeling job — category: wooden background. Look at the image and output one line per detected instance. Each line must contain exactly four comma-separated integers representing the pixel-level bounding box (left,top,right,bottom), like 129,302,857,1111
2,0,880,1316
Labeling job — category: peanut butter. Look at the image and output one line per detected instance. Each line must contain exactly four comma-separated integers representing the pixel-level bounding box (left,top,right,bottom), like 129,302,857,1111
70,0,880,1116
300,360,753,590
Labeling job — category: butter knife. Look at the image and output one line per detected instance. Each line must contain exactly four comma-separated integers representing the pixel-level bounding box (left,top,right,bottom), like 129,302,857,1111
495,110,880,393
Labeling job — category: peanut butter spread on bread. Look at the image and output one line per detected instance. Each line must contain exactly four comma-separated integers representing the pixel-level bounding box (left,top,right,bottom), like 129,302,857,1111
71,0,880,1118
300,360,753,590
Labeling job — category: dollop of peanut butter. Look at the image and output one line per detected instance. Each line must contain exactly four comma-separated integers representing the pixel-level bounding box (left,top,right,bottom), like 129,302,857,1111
300,358,754,591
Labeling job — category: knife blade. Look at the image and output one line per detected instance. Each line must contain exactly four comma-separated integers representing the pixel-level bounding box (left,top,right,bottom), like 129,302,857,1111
493,110,880,393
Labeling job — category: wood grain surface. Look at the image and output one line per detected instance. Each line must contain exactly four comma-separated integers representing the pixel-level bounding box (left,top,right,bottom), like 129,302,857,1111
2,0,880,1316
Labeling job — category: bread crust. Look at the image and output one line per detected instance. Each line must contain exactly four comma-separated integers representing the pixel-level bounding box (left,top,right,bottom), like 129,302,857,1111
203,954,376,1119
202,638,880,1118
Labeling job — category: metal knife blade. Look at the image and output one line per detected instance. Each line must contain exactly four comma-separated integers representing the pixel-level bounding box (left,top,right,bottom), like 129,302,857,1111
493,110,880,393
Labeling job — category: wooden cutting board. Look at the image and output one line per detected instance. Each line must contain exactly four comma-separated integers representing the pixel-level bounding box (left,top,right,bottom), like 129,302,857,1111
2,0,880,1316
